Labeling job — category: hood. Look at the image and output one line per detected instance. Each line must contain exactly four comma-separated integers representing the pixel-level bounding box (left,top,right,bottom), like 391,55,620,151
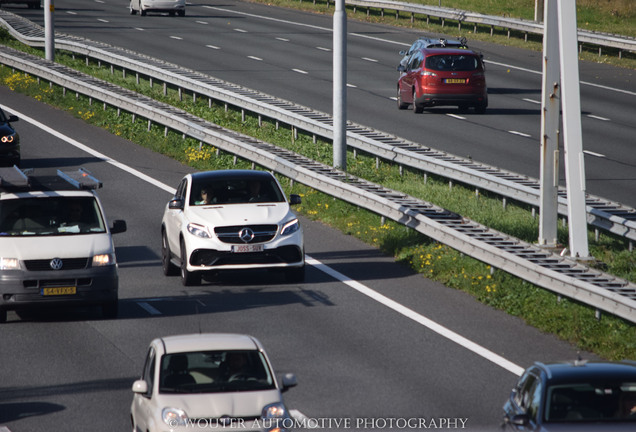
188,203,293,227
158,389,282,418
1,233,114,260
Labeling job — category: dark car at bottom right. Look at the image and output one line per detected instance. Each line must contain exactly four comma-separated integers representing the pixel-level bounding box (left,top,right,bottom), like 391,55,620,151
502,360,636,431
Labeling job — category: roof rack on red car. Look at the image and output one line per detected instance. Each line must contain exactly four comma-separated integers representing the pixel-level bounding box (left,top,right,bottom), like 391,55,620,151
0,166,102,191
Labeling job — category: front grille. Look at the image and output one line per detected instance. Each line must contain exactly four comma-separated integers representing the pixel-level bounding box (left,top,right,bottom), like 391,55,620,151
214,225,278,244
24,258,90,271
191,245,303,266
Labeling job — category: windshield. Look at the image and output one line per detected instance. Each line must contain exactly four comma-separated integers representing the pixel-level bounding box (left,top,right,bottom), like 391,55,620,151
545,382,636,422
0,197,106,236
190,177,285,206
159,350,275,394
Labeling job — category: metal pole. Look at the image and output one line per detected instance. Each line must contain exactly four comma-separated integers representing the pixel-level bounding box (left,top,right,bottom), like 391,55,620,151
538,0,559,248
333,0,347,170
557,0,589,259
44,0,54,61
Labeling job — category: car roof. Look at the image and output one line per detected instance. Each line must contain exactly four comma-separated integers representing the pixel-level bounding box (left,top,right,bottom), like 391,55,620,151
417,36,466,48
420,47,481,56
189,169,275,183
535,360,636,383
0,167,101,195
157,333,263,354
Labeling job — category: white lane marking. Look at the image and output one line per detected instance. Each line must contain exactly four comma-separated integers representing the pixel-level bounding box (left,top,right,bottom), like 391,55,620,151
509,130,532,138
247,56,263,61
203,5,636,97
97,19,109,23
362,57,378,62
138,302,162,315
206,45,220,50
306,255,524,376
316,46,331,51
587,114,610,121
234,28,247,33
346,83,357,88
276,37,289,42
584,150,606,158
170,36,183,40
196,21,208,25
2,103,524,377
0,105,177,195
134,27,144,31
66,11,77,15
523,98,540,104
292,69,308,74
447,113,466,120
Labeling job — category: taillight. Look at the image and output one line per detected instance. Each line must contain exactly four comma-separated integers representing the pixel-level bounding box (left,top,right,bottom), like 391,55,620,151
420,71,437,77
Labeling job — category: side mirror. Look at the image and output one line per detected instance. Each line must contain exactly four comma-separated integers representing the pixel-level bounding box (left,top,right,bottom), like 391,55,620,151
398,50,406,56
168,198,184,210
110,219,127,234
7,115,18,122
280,373,297,393
289,194,301,205
397,64,406,72
132,379,148,394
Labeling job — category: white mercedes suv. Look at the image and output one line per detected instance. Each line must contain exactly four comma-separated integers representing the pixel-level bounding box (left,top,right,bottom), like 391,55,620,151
161,170,305,286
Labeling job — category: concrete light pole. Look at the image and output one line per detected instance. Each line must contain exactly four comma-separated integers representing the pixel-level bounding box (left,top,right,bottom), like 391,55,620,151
332,0,347,171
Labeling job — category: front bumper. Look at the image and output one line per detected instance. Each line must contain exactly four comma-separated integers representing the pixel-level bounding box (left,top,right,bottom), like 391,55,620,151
0,265,118,311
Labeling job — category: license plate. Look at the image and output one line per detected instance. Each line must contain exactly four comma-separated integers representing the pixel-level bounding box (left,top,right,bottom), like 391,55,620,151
41,286,77,296
231,244,264,253
444,78,466,84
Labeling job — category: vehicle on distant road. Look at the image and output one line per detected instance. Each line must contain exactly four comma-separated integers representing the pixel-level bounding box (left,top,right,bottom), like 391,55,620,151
0,167,126,323
502,359,636,431
0,107,20,167
129,0,185,16
397,46,488,114
161,169,305,286
130,333,298,432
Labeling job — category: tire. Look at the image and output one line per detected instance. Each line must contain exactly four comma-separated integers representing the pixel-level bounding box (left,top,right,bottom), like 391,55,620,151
140,8,146,16
397,87,408,110
474,103,487,114
180,239,201,286
412,90,423,114
178,10,185,16
0,309,7,324
130,6,136,15
161,230,179,276
285,265,305,283
102,301,118,319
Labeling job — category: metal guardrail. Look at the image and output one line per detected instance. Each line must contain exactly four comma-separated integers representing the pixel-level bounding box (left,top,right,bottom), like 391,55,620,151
343,0,636,56
1,44,636,324
1,10,634,247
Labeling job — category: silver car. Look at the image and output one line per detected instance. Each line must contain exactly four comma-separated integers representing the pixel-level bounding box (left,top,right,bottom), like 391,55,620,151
129,0,185,16
130,333,298,432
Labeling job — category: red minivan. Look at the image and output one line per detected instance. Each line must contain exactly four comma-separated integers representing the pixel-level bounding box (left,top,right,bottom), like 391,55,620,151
397,47,488,114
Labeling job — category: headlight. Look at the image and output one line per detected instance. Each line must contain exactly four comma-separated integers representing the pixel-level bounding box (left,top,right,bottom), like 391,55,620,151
162,407,188,427
1,133,17,143
262,402,287,419
187,223,211,238
92,253,115,267
0,257,20,270
280,219,299,236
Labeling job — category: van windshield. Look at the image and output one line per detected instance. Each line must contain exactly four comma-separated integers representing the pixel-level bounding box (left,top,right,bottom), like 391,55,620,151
0,196,106,236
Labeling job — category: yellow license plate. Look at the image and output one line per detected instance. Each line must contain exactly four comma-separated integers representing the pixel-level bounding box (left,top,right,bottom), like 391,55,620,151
444,78,466,84
41,286,77,296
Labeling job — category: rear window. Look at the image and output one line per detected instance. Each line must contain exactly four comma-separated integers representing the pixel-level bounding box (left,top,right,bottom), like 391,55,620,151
425,55,479,72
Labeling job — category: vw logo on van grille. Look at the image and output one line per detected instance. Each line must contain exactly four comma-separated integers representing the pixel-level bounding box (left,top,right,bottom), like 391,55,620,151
50,258,64,270
238,228,255,243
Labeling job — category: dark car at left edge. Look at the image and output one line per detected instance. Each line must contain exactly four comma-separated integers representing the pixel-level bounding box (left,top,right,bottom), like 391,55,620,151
0,107,20,167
